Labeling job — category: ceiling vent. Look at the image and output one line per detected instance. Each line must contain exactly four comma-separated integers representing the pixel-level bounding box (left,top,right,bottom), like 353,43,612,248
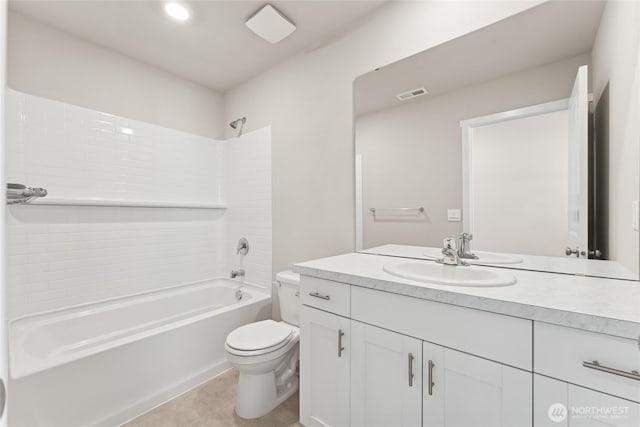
396,87,428,101
246,4,296,44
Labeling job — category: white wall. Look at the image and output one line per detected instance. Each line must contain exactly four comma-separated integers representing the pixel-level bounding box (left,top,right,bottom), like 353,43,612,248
5,90,271,319
7,11,224,139
356,54,588,249
591,0,640,275
223,0,543,275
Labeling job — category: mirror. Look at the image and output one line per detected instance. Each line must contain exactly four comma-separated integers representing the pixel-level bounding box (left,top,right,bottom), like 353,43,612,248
353,0,640,280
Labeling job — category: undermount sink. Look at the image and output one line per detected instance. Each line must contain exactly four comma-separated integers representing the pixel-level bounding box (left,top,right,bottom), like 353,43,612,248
383,260,517,287
422,247,523,265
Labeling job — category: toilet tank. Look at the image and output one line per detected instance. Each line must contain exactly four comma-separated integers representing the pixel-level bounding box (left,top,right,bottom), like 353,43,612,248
276,270,300,327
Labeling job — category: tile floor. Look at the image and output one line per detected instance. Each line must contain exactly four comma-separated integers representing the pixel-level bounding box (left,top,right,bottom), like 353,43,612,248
123,369,302,427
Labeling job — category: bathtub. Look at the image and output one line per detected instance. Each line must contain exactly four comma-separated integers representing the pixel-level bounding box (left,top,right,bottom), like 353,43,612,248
8,278,271,427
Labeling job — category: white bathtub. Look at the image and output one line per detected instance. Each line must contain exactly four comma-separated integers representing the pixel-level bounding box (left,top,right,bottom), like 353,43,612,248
8,278,271,427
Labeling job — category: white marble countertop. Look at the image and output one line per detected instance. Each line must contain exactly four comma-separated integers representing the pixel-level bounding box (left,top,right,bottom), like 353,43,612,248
294,251,640,340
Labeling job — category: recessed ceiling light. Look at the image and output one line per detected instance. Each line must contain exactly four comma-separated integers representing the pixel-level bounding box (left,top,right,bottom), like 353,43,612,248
164,2,191,22
246,4,296,44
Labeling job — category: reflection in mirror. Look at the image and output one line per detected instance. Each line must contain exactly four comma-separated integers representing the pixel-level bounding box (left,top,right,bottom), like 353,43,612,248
461,100,572,258
353,0,640,280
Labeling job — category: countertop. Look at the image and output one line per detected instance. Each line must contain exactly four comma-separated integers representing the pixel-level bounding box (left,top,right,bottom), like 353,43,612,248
361,244,639,281
294,252,640,340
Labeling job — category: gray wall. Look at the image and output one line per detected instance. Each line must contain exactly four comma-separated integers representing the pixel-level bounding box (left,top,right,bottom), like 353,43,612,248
356,54,589,249
592,0,640,275
7,1,548,279
8,12,225,139
222,1,542,275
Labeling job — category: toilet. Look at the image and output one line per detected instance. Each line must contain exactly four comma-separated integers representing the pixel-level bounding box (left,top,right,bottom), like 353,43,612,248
224,270,300,419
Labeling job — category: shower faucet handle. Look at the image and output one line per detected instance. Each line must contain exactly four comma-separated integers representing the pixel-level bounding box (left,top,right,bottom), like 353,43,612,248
237,237,249,255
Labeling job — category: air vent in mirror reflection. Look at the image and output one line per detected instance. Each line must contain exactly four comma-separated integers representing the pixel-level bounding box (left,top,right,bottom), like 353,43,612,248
396,87,428,101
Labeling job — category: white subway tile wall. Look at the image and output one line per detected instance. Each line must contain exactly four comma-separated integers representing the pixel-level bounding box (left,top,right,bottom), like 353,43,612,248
5,89,272,319
222,127,273,289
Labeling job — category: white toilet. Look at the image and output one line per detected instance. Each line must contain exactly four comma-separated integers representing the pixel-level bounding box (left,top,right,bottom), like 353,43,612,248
224,270,300,419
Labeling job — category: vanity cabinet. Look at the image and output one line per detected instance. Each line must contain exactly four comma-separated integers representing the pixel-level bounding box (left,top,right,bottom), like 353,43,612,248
423,341,532,427
300,275,534,427
350,321,422,427
534,374,640,427
532,322,640,427
300,305,350,427
299,273,640,427
534,322,640,403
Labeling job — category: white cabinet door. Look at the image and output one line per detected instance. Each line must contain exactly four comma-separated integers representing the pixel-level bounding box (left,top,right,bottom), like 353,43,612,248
350,321,422,427
300,306,350,427
423,341,532,427
534,374,640,427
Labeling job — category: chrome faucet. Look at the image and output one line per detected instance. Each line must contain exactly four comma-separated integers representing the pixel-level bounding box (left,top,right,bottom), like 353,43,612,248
458,232,479,260
230,269,245,279
437,237,468,266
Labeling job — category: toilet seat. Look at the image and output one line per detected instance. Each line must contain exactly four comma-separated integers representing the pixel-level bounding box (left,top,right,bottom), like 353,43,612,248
226,320,296,356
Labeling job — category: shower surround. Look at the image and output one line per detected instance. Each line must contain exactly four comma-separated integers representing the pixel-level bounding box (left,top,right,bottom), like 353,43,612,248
4,89,272,426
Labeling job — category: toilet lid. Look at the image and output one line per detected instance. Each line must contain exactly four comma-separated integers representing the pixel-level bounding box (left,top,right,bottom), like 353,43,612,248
226,320,293,352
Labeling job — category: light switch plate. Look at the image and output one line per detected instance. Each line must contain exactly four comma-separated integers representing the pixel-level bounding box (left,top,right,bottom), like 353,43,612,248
448,209,462,222
633,200,639,231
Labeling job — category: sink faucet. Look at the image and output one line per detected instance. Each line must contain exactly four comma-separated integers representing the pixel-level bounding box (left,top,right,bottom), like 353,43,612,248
458,232,479,260
437,237,468,266
230,269,245,279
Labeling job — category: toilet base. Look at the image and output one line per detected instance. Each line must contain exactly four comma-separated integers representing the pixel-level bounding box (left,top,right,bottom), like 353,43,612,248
235,371,299,419
227,325,300,419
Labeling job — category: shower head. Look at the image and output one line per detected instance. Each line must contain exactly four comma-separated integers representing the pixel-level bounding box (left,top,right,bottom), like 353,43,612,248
229,117,247,137
229,117,246,129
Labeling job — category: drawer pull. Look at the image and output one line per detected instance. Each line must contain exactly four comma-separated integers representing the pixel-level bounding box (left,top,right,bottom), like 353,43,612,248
309,292,330,301
582,360,640,381
338,329,345,357
427,360,435,396
408,353,415,387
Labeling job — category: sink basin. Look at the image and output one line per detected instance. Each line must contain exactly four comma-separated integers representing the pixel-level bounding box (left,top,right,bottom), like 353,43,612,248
422,248,523,265
383,260,517,287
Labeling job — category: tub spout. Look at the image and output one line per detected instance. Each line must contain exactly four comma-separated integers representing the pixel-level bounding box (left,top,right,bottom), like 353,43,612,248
230,269,245,279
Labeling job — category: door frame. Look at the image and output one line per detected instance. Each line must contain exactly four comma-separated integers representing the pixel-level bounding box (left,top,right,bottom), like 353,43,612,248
0,1,9,424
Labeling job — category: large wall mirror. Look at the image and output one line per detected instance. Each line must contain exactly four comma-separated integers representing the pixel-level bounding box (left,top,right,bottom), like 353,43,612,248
353,0,640,280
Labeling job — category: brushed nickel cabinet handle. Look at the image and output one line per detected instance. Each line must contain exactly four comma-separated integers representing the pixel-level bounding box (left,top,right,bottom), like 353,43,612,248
408,353,415,387
583,360,640,381
309,292,330,300
427,360,435,396
338,329,345,357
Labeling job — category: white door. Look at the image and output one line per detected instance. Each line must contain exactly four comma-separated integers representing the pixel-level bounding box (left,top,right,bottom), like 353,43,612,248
567,65,589,257
423,341,532,427
0,2,9,425
534,374,640,427
300,306,350,427
350,321,422,427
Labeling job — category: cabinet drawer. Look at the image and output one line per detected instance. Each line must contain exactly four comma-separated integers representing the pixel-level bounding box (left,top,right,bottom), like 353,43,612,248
351,286,532,370
534,322,640,403
300,276,350,317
